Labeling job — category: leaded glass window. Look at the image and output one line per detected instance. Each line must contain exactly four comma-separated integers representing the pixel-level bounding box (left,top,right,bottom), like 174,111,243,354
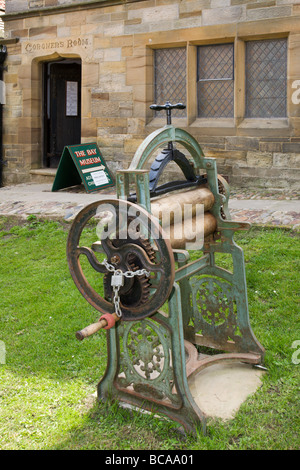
245,39,287,118
197,44,234,118
154,48,186,118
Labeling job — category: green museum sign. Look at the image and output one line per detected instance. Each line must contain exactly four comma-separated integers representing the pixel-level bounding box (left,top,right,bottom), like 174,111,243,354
52,142,114,193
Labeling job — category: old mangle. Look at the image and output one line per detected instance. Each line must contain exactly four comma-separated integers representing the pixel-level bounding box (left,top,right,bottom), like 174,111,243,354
66,103,265,434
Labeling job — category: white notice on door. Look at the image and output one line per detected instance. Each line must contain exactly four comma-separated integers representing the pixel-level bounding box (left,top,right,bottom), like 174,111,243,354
91,170,109,186
66,81,78,116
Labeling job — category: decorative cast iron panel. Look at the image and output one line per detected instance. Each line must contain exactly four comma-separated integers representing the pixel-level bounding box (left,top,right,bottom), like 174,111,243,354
117,318,181,406
189,275,242,347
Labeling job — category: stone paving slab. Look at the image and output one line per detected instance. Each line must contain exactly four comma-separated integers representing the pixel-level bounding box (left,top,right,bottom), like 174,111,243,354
230,208,300,229
0,183,299,229
189,362,265,420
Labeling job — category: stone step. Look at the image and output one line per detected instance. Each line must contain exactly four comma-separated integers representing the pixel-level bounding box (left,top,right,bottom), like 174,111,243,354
30,169,56,184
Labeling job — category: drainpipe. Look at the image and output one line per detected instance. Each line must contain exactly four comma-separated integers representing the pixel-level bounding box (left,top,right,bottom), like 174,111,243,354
0,44,6,187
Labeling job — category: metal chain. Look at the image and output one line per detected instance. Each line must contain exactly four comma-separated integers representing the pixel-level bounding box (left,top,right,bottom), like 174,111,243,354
102,259,150,318
102,259,150,278
102,259,115,272
112,285,122,318
124,268,151,278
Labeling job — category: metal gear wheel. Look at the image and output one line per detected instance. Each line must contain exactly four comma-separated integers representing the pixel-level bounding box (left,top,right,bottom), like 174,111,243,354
67,198,175,321
103,236,156,309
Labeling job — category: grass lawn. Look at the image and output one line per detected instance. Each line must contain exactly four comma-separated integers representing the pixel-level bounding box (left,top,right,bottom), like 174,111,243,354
0,215,299,450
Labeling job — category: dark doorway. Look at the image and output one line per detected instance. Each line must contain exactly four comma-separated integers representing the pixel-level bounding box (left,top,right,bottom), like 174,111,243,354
43,59,81,168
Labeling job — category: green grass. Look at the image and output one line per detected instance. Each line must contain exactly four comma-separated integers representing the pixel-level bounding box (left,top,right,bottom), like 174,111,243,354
0,215,299,450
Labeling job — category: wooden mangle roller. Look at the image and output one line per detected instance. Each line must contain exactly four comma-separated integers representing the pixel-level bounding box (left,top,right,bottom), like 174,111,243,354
150,186,217,249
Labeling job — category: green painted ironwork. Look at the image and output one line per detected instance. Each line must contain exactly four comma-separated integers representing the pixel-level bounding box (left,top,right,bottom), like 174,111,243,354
94,123,265,435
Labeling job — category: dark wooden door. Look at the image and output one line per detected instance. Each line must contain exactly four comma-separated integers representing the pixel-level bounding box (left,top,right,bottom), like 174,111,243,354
44,62,81,168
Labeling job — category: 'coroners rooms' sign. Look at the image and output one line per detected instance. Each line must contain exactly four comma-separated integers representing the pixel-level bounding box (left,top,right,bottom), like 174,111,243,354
52,143,114,193
23,37,90,54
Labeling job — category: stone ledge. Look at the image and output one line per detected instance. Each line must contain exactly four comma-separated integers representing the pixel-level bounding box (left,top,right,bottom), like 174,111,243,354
30,168,56,183
30,168,57,176
238,118,289,130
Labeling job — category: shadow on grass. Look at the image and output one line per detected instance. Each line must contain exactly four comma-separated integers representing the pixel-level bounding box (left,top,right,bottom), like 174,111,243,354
47,396,189,451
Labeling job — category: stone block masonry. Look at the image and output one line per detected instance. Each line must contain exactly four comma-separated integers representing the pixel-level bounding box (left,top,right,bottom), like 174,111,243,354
1,0,300,191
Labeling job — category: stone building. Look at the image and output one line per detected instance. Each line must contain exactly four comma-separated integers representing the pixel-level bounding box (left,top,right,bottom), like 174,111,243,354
0,1,5,37
1,0,300,190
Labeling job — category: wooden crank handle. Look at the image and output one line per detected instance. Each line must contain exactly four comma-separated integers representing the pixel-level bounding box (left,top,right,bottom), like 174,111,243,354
75,313,119,341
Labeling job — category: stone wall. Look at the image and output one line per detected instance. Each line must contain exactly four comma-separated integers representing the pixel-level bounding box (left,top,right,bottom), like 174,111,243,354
5,0,88,13
2,0,300,190
0,1,4,37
